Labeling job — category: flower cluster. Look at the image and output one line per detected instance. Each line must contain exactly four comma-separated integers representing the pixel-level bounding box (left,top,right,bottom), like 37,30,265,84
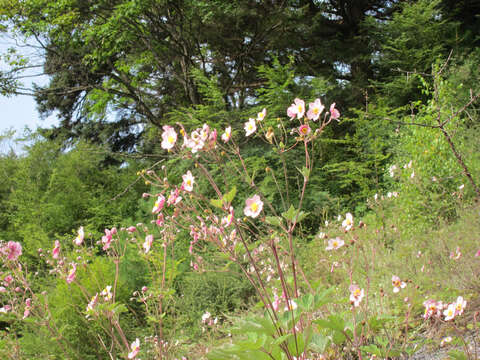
101,227,117,250
0,241,22,261
423,296,467,321
269,290,298,312
85,285,114,319
201,311,218,326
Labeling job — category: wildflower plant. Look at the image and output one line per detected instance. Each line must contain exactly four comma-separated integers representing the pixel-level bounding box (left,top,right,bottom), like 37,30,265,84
130,98,344,359
0,92,478,360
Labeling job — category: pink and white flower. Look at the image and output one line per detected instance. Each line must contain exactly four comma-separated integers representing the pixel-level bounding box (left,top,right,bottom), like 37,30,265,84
287,98,305,120
86,293,99,318
156,213,165,227
257,108,267,121
167,188,182,206
443,303,456,321
298,124,311,137
244,118,257,136
349,284,364,307
0,305,11,313
201,311,211,324
454,296,467,316
52,240,61,259
66,263,77,284
143,234,154,253
128,338,140,359
423,299,443,319
307,98,325,121
152,194,165,214
325,237,345,251
100,285,113,301
23,298,32,319
182,171,195,192
391,275,406,293
244,195,263,218
284,299,298,312
221,126,232,142
74,226,84,246
221,207,234,227
161,125,177,150
329,103,340,120
3,274,13,286
388,164,397,177
102,228,115,250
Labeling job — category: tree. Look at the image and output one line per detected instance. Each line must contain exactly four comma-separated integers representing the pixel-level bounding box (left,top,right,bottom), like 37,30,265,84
0,0,403,151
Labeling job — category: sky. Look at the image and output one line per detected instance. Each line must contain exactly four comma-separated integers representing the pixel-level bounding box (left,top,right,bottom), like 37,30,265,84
1,93,58,133
1,33,59,153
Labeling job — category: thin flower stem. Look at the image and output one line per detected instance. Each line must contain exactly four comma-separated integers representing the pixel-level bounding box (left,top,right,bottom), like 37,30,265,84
280,153,291,206
196,162,223,198
271,242,300,356
268,167,287,212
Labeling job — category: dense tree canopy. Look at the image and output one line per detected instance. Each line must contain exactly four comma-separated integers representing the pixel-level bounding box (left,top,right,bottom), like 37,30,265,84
0,0,427,150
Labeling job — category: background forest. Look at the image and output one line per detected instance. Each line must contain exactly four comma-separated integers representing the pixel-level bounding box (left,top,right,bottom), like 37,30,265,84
0,0,479,359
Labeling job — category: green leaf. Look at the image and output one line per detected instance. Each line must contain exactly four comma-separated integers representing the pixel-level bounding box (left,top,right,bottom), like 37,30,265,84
224,186,237,203
309,333,328,353
332,330,346,345
272,333,293,346
210,198,223,208
282,205,296,221
361,344,381,356
314,315,345,332
298,166,310,179
265,216,283,227
287,333,305,356
296,211,309,223
314,287,335,308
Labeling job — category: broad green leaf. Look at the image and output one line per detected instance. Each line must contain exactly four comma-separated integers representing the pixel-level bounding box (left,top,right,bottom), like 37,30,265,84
314,315,345,332
282,205,296,221
287,333,305,356
309,333,328,353
224,186,237,203
272,333,293,346
210,198,223,208
265,216,283,227
361,344,381,356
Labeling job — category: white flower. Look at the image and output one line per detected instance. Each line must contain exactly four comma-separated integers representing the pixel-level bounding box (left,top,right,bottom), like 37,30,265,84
342,213,354,231
388,164,397,177
221,126,232,142
201,311,211,323
182,171,195,192
325,237,345,251
244,118,257,136
257,108,267,121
